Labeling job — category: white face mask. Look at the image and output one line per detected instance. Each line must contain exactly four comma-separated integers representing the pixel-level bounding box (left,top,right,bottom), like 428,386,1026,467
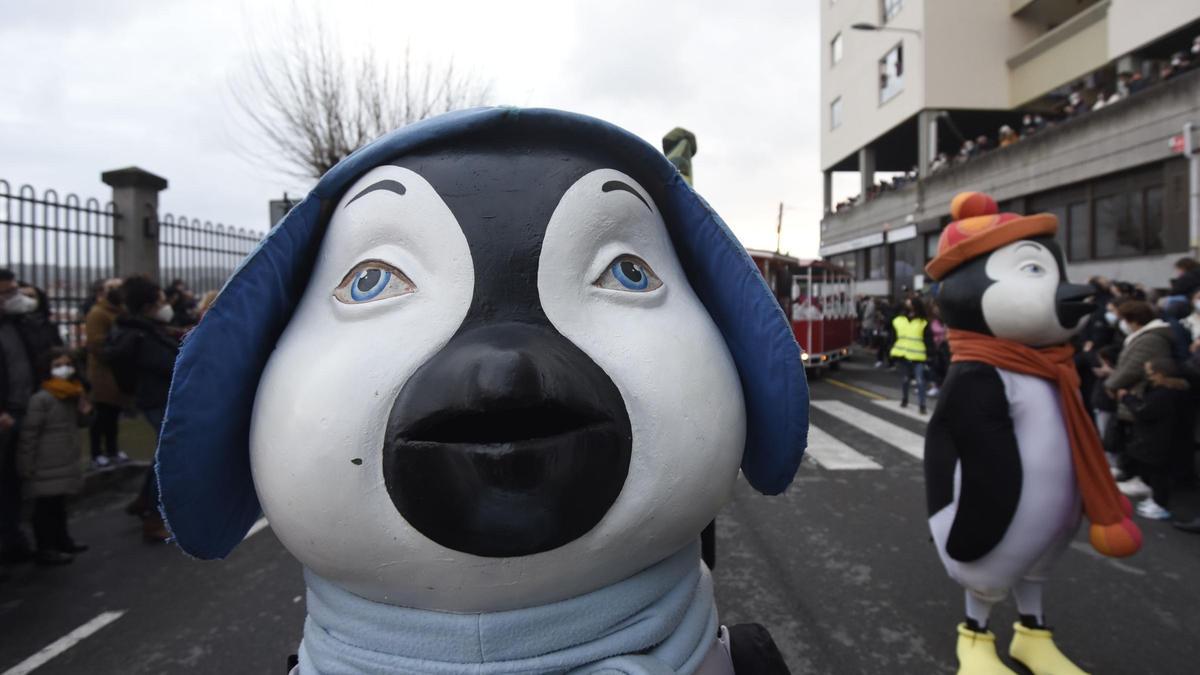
2,293,37,315
155,304,175,324
50,365,75,380
1193,300,1200,314
1104,311,1118,326
1118,319,1132,335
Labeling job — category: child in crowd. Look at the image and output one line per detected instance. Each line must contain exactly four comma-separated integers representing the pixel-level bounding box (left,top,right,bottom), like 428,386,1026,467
16,348,93,565
1119,358,1192,520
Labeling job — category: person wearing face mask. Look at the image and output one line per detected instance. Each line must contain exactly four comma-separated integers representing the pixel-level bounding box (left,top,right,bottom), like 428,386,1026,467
15,348,94,565
1101,301,1175,496
105,276,180,542
0,269,46,566
889,295,935,415
85,278,129,469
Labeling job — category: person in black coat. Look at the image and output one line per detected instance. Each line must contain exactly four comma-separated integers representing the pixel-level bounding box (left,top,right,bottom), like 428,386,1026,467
1169,257,1200,299
106,276,179,541
1119,357,1192,520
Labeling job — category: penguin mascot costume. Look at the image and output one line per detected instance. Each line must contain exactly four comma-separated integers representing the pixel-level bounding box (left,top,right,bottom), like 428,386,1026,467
924,192,1142,675
153,108,808,674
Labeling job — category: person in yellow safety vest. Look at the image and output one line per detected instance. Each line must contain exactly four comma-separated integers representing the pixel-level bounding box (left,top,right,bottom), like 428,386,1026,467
890,296,935,414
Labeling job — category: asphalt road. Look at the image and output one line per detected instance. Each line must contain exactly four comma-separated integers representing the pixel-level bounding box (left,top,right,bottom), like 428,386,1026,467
2,358,1199,674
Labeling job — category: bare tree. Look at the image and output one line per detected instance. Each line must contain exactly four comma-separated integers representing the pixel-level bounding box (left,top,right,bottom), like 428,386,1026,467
231,11,492,179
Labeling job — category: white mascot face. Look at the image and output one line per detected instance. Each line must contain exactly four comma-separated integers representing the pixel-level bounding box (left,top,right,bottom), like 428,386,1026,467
250,151,746,612
980,239,1088,346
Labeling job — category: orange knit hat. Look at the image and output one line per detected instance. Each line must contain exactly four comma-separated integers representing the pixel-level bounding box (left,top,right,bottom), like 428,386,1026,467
924,192,1058,281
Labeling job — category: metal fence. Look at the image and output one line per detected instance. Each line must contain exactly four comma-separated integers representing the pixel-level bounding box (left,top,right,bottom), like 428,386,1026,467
1,179,119,346
158,214,262,294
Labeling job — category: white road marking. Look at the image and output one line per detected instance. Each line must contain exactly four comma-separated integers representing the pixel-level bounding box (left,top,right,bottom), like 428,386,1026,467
872,398,932,423
1069,541,1146,576
244,517,269,540
811,400,926,460
805,425,883,470
3,610,125,675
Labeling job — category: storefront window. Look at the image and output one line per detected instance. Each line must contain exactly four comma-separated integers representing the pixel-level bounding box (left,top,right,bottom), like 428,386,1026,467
1145,186,1164,252
1094,193,1142,258
892,239,920,299
1068,202,1090,261
866,245,887,280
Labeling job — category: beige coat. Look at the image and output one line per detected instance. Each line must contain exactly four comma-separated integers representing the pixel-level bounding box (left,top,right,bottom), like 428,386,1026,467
16,389,89,497
85,299,128,406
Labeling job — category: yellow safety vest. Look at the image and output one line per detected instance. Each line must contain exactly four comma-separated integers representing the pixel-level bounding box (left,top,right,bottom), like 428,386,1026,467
890,316,928,362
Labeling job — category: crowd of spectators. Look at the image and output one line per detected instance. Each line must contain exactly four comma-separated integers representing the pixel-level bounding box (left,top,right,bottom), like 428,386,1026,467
835,36,1200,214
856,254,1200,531
1,270,216,575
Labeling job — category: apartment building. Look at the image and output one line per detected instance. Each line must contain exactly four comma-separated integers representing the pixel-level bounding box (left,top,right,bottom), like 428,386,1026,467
820,0,1200,297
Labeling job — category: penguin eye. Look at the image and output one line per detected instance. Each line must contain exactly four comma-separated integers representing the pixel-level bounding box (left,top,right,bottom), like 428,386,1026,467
595,255,663,293
1020,262,1047,277
334,260,415,304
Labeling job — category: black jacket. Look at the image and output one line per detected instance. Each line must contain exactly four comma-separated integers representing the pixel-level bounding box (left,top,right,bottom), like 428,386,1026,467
1170,268,1200,299
0,314,60,415
108,316,179,411
1122,380,1192,465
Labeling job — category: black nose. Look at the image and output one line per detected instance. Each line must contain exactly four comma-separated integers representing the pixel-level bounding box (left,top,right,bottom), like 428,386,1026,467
1056,282,1097,329
383,322,632,557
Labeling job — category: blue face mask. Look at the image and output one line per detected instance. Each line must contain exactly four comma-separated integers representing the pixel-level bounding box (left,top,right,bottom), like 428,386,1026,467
1104,311,1118,326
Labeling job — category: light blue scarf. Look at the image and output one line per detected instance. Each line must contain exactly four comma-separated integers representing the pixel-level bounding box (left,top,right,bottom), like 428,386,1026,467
298,543,717,674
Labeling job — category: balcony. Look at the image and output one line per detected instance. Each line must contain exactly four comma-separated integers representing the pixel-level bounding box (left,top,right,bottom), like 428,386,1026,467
820,67,1200,253
1007,0,1111,105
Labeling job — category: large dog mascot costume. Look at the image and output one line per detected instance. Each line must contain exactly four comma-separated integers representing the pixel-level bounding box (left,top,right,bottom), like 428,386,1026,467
924,192,1142,675
154,108,809,674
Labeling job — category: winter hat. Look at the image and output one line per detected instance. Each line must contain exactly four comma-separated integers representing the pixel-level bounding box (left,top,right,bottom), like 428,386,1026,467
925,192,1057,281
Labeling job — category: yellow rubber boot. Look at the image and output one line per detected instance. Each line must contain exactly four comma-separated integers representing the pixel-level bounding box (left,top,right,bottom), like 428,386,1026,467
955,623,1018,675
1009,623,1089,675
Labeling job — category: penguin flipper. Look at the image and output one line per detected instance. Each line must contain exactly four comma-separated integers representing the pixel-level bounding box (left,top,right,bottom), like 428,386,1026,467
926,362,1023,562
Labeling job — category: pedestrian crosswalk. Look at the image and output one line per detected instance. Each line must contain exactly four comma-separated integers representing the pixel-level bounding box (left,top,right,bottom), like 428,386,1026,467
804,399,928,471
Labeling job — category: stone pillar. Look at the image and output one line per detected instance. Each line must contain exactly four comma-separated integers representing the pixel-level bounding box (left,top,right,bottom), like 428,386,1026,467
917,109,939,178
858,146,876,198
101,167,168,280
823,170,834,214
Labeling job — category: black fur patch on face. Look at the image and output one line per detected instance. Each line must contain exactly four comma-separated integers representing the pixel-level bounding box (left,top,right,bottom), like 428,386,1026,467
376,136,653,557
935,236,1066,335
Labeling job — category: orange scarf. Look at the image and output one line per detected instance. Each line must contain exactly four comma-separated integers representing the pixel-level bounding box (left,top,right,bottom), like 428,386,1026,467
42,378,84,400
948,329,1141,558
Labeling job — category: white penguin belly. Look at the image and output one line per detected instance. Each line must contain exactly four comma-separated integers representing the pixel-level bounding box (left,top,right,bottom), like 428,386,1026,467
933,369,1081,596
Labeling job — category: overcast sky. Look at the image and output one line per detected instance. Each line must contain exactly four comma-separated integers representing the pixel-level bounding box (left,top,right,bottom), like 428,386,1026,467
1,0,822,257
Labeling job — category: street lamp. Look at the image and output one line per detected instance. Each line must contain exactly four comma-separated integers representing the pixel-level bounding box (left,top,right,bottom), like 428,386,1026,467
851,22,922,37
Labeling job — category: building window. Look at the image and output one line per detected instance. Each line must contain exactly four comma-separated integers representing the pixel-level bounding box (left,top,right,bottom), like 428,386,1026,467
879,44,903,104
831,33,843,66
882,0,903,22
1145,186,1164,252
924,233,940,262
866,245,887,279
1094,193,1142,258
830,97,843,130
1068,202,1090,261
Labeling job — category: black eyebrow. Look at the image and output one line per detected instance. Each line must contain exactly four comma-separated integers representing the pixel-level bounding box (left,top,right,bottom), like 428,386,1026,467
346,179,406,207
601,180,651,212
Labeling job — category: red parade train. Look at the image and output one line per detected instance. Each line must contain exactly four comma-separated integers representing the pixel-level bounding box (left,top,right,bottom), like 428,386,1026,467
746,249,856,373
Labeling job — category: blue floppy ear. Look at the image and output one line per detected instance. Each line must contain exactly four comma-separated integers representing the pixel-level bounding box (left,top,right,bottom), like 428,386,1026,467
656,178,810,496
156,107,808,560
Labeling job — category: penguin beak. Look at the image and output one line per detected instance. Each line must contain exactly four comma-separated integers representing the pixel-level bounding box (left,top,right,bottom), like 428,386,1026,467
1056,282,1096,329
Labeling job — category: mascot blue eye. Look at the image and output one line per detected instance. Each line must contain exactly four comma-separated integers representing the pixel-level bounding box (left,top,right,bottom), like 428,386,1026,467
595,255,663,293
334,260,415,304
1021,262,1046,276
